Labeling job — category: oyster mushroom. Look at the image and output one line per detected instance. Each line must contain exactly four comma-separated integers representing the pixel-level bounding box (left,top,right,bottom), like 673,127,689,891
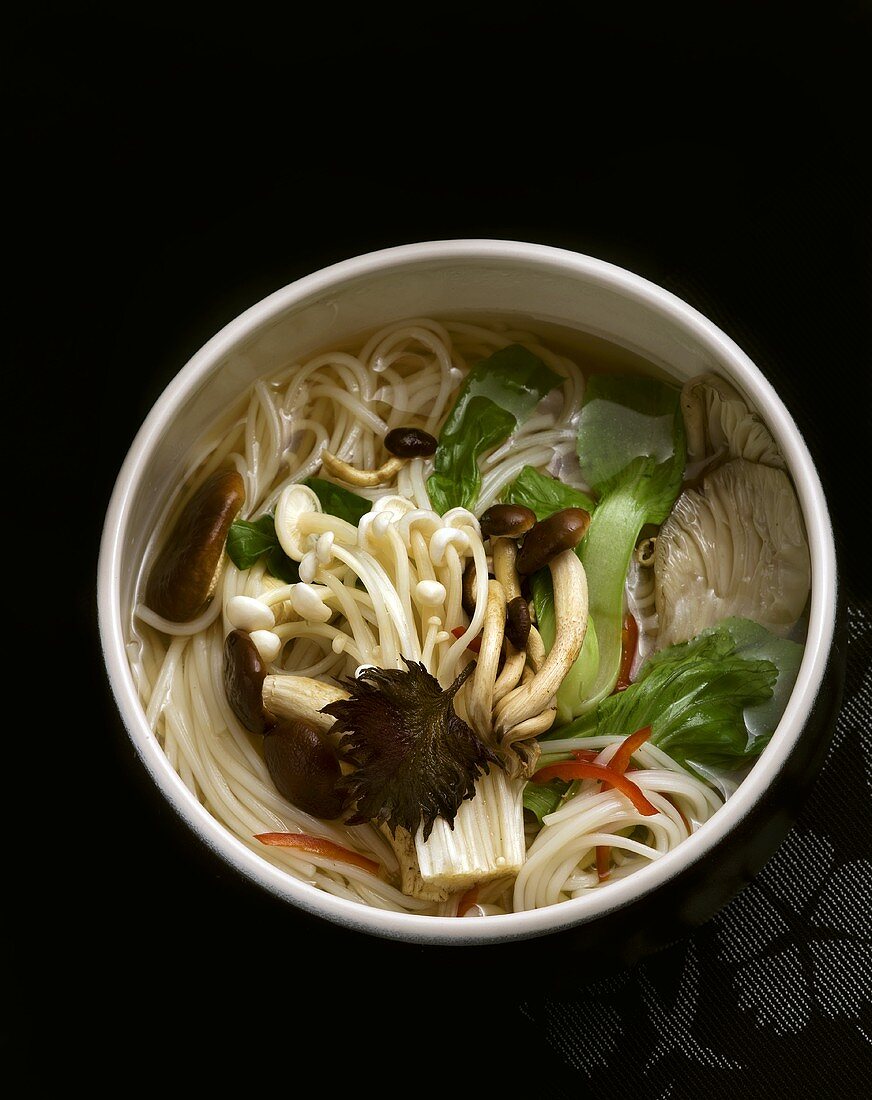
146,470,245,622
655,458,810,647
681,373,784,471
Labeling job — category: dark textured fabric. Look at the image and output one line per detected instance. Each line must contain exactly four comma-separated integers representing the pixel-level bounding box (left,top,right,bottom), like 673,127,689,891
519,597,871,1098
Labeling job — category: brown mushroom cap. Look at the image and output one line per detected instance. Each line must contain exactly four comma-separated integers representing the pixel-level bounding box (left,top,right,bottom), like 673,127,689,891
516,508,591,575
384,426,438,458
505,596,532,651
479,503,537,540
461,559,478,617
263,719,343,819
146,470,245,622
223,628,272,734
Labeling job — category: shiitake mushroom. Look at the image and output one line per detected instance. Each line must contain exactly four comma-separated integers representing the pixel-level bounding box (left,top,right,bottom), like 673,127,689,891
223,628,272,735
146,470,245,621
224,629,343,819
263,719,343,819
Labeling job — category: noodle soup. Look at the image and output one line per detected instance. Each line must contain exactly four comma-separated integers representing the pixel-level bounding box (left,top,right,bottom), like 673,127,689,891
128,315,810,917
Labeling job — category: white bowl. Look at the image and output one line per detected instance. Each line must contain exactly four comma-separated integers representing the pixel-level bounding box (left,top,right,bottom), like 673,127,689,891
98,240,838,947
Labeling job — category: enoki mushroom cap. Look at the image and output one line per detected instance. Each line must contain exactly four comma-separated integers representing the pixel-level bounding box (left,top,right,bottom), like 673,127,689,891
275,484,322,560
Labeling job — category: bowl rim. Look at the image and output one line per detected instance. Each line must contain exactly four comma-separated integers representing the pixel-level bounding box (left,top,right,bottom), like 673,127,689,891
98,238,837,944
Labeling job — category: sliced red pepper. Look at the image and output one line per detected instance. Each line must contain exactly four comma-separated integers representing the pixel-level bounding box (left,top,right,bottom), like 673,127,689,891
531,761,658,817
610,725,653,776
451,626,481,654
571,749,599,763
595,845,611,882
457,885,479,917
255,832,380,875
613,612,639,692
595,725,654,876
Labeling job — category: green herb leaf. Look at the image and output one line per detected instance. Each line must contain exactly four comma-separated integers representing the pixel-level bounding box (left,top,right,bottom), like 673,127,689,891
560,618,803,773
427,345,562,514
573,375,686,712
502,464,596,521
226,514,299,583
304,477,371,526
325,660,500,839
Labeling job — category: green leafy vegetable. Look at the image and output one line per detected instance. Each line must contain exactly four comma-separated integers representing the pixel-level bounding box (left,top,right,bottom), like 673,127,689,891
561,618,804,772
502,464,596,521
427,345,562,514
325,660,500,840
304,477,370,526
522,778,569,823
226,514,299,583
573,374,686,712
709,618,804,742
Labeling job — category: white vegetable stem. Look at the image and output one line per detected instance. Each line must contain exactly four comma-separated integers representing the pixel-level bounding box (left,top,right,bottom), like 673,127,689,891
414,768,526,894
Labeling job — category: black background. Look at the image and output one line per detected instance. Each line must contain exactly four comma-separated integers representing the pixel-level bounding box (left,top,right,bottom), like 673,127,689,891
10,4,871,1093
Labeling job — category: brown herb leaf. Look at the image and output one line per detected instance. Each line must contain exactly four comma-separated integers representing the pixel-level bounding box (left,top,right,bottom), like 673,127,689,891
324,660,500,840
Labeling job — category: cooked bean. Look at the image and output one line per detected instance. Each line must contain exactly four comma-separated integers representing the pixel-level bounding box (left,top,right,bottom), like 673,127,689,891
384,426,438,457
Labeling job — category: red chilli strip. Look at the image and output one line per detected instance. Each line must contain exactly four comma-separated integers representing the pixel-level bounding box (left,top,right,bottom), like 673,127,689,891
595,725,654,879
255,833,380,876
451,626,482,654
610,725,653,776
571,749,600,763
531,762,659,817
457,886,480,917
613,612,639,692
